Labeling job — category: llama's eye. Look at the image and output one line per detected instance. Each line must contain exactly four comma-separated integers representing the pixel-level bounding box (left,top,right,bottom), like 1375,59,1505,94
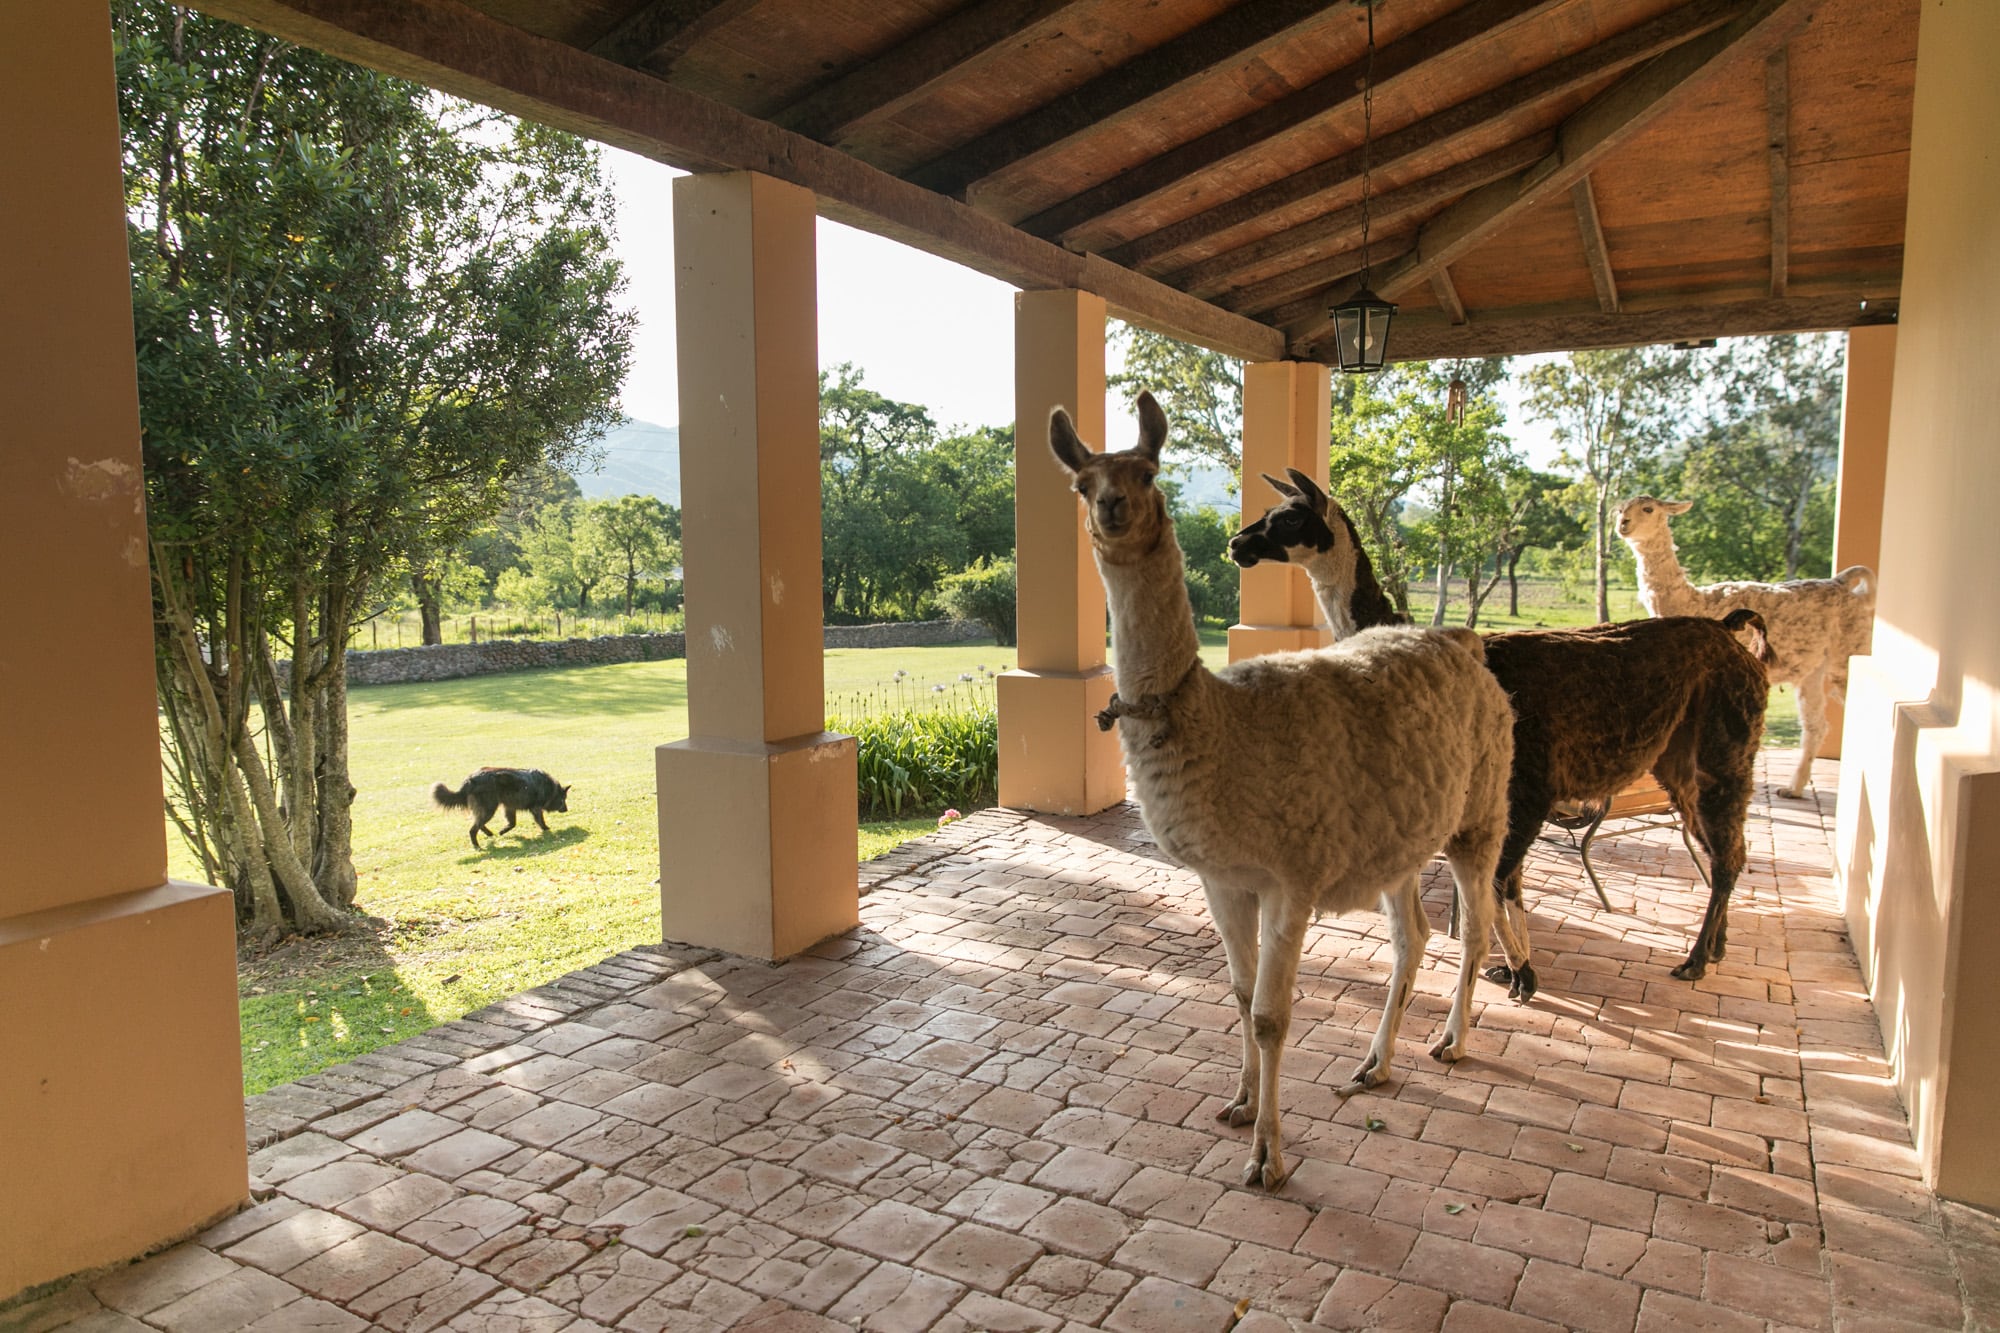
1139,473,1153,488
1643,506,1653,513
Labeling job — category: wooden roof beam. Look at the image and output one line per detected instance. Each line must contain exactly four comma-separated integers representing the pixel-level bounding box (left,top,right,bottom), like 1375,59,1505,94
1016,0,1561,243
1381,294,1895,361
1294,0,1817,355
588,0,761,72
1168,135,1552,299
1430,267,1469,325
905,0,1353,198
1767,48,1791,297
1571,173,1620,313
188,0,1286,362
1221,234,1417,318
1255,237,1419,329
1105,0,1746,273
771,0,1078,145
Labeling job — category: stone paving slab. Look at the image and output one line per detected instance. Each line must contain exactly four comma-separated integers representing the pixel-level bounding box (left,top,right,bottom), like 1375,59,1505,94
8,755,1998,1332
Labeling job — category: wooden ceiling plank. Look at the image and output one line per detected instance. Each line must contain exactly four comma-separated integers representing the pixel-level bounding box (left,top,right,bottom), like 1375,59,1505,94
1571,173,1620,312
1018,0,1562,243
1257,238,1419,328
188,0,1286,361
905,0,1353,198
587,0,759,70
1169,135,1553,298
1767,48,1790,297
772,0,1079,144
1317,0,1817,355
1369,293,1893,361
1106,0,1746,273
1430,266,1469,325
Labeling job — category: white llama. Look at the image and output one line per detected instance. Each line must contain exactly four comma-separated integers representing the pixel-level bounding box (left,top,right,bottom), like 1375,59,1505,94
1617,496,1873,798
1050,394,1519,1190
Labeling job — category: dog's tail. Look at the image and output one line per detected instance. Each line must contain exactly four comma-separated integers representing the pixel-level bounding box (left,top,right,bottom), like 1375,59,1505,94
433,781,470,809
1723,609,1776,666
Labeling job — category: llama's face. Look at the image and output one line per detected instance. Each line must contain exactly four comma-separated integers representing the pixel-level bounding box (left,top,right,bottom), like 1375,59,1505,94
1048,391,1170,555
1616,495,1693,541
1228,469,1338,568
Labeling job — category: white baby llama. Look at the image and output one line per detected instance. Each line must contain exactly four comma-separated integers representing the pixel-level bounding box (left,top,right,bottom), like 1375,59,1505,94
1617,496,1874,798
1050,394,1518,1190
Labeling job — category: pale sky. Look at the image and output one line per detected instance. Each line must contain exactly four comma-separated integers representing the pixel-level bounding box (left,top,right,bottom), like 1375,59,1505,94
604,146,1565,469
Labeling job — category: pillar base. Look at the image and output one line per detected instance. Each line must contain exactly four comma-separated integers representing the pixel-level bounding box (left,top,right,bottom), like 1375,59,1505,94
1,882,248,1299
657,731,859,960
1228,624,1329,663
997,667,1125,815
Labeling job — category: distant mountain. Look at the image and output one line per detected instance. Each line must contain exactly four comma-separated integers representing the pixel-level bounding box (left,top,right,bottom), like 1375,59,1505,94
572,418,679,503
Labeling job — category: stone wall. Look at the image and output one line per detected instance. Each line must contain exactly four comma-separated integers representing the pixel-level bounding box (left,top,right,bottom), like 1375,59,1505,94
338,620,986,687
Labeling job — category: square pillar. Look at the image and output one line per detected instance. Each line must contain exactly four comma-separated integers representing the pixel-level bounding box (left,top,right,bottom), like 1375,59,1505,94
1822,324,1895,757
1230,361,1334,663
999,290,1123,814
657,171,857,961
1,6,247,1298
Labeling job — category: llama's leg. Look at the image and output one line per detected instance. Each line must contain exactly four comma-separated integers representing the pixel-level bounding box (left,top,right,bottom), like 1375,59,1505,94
1672,759,1755,980
1203,879,1262,1127
1435,840,1499,1061
1245,889,1315,1190
1341,877,1429,1097
1484,788,1547,993
1784,668,1829,798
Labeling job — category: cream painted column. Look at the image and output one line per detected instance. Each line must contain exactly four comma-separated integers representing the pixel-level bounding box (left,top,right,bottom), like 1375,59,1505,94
1821,324,1896,757
656,172,857,961
998,290,1124,814
0,7,246,1299
1229,361,1334,663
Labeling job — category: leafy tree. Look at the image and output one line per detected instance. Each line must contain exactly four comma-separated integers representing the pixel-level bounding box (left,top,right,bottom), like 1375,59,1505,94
1172,501,1240,626
936,558,1017,646
1525,348,1694,621
585,494,680,615
927,425,1015,569
1110,322,1243,472
123,3,633,940
1490,469,1586,618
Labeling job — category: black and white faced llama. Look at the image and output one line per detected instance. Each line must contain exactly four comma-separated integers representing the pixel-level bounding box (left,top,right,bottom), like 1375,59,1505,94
1051,395,1517,1190
1231,471,1775,986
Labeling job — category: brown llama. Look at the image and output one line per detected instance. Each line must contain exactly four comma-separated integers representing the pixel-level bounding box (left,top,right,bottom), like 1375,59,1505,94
1230,470,1775,986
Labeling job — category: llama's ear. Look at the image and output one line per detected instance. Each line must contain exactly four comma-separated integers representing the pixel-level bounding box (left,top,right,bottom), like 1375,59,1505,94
1261,471,1302,500
1134,391,1168,462
1048,407,1091,475
1661,499,1693,515
1284,468,1330,517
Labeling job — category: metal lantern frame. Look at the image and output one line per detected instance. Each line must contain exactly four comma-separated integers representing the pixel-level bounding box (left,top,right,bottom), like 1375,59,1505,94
1329,0,1395,373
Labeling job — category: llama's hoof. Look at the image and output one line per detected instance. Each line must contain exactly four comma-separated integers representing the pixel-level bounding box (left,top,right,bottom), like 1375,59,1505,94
1670,958,1708,981
1335,1053,1386,1098
1242,1141,1290,1191
1508,964,1539,1003
1780,785,1809,799
1482,963,1515,987
1429,1034,1466,1063
1216,1095,1257,1128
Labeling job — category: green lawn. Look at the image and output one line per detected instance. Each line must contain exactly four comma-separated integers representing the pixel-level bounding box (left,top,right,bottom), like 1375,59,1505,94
204,610,1802,1094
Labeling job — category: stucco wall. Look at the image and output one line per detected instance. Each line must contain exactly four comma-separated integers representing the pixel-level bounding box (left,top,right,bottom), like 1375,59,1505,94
1834,0,2000,1210
331,620,988,687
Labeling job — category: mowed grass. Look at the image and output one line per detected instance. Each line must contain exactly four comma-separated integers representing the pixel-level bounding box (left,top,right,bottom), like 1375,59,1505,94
195,640,1013,1093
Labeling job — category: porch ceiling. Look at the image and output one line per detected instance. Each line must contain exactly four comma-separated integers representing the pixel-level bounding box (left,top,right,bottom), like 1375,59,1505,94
190,0,1913,361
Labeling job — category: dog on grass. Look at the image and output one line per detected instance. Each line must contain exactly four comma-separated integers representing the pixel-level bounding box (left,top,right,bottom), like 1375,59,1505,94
432,768,571,849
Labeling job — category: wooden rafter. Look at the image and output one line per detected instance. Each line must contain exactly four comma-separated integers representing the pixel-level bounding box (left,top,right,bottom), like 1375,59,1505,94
588,0,759,71
906,0,1350,198
189,0,1287,362
1222,235,1414,317
1377,295,1896,362
1105,0,1745,273
1571,174,1620,313
1256,238,1419,329
1168,135,1552,300
1767,48,1791,298
1430,267,1469,326
1016,0,1561,243
771,0,1077,144
1295,0,1815,353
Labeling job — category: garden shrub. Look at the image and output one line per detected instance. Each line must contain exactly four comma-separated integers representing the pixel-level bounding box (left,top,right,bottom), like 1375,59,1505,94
936,557,1016,646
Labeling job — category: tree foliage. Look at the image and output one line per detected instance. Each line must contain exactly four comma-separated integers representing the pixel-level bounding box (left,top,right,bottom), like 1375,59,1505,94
123,2,634,940
1109,322,1244,471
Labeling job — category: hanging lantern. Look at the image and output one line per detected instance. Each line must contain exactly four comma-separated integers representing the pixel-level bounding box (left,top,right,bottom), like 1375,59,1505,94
1330,288,1398,374
1445,377,1468,425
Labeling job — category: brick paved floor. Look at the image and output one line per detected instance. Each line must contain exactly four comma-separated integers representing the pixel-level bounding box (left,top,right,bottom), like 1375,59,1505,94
10,754,1998,1332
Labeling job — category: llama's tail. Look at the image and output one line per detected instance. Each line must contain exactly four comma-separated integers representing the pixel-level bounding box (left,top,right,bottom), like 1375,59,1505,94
1835,565,1875,598
432,781,470,809
1723,609,1776,666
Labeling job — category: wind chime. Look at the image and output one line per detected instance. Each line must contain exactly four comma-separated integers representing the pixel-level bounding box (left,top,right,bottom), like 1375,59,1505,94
1445,377,1468,425
1328,0,1396,373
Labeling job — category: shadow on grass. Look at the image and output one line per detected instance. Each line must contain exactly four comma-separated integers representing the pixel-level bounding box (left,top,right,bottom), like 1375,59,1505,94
455,823,592,866
356,662,688,718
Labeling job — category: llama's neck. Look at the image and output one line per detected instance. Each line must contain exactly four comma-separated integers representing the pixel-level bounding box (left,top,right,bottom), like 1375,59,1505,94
1098,523,1205,701
1294,550,1359,640
1626,527,1701,617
